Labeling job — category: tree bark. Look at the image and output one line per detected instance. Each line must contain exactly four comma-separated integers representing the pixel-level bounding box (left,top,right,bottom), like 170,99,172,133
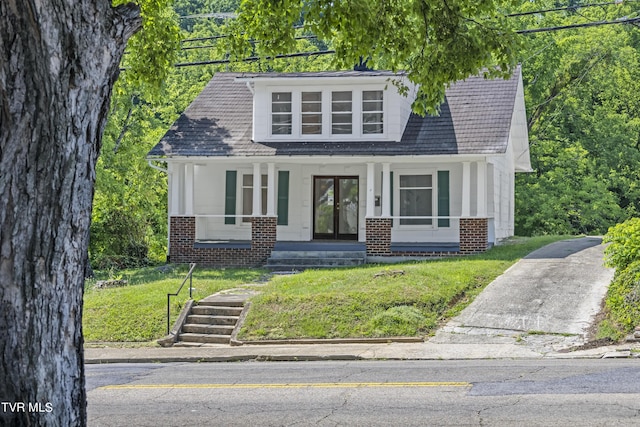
0,1,141,425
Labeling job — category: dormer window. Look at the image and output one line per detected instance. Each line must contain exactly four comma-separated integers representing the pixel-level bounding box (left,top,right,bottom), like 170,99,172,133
331,91,352,135
272,92,292,135
363,90,383,134
261,85,390,141
302,92,322,135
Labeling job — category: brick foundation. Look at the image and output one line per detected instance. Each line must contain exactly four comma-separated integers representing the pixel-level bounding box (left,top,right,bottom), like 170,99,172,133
169,216,276,267
459,218,489,254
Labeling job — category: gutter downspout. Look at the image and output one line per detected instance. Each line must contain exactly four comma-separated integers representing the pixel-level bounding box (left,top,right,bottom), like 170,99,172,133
147,159,170,261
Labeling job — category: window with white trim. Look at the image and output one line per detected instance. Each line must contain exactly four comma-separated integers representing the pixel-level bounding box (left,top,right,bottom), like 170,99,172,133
242,174,267,222
331,91,352,134
362,90,383,134
272,92,292,135
399,175,433,225
301,92,322,135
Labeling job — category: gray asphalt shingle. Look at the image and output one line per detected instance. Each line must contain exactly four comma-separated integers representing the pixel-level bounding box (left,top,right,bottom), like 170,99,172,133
148,68,520,158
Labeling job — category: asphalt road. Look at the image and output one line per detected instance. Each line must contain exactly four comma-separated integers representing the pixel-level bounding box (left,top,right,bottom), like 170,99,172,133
87,360,640,426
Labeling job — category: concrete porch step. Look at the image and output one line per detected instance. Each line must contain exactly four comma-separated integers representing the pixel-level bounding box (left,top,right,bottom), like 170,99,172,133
182,324,235,335
191,305,244,317
186,314,238,325
178,333,232,344
266,249,366,270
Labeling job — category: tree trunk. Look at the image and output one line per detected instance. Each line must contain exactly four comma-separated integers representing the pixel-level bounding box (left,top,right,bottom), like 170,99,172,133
0,1,141,425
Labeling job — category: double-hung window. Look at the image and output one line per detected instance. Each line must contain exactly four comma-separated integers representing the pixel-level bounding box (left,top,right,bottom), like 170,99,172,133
399,175,433,225
362,90,383,134
242,174,267,222
301,92,322,135
331,91,352,134
272,92,292,135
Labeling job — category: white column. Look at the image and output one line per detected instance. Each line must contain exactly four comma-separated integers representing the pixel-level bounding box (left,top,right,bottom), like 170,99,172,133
366,163,375,217
185,163,194,216
267,163,276,216
477,161,487,217
169,163,181,215
252,162,262,216
461,161,471,217
382,163,391,217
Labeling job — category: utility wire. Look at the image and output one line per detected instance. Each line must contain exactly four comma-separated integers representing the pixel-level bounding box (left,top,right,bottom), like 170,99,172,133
505,1,630,17
516,15,640,33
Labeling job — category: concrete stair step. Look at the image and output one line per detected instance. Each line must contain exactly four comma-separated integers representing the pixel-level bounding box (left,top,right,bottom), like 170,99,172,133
191,305,244,316
182,324,234,335
179,333,231,344
267,257,364,266
269,250,366,259
186,314,238,325
198,297,246,307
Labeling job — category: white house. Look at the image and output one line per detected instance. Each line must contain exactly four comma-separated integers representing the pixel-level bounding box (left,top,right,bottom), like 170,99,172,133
147,68,531,267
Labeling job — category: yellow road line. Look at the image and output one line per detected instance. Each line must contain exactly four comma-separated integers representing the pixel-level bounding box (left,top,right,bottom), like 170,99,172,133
102,382,471,390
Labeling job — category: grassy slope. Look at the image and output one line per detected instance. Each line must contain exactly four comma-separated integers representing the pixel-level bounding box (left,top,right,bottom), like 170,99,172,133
83,266,265,342
237,235,571,340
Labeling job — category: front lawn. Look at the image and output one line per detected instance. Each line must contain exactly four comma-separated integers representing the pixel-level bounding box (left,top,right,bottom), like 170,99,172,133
83,266,266,342
237,235,571,340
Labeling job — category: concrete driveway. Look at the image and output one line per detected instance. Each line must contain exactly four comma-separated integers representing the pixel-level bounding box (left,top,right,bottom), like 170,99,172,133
431,237,615,351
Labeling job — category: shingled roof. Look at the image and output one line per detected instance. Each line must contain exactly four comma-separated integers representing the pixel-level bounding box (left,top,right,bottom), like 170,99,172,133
148,68,521,158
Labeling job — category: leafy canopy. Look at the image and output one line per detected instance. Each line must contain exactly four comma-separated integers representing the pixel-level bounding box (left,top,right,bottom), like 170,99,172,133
227,0,520,115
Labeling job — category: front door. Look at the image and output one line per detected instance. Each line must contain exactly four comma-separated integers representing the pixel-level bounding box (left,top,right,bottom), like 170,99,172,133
313,176,359,240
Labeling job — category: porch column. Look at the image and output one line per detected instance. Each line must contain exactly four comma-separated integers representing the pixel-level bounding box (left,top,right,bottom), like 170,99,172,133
185,163,194,216
461,161,471,217
252,162,262,216
381,163,391,217
477,161,487,217
266,162,276,216
366,163,375,217
169,162,181,215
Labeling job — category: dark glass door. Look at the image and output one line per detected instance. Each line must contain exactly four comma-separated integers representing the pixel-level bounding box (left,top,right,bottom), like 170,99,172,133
313,176,358,240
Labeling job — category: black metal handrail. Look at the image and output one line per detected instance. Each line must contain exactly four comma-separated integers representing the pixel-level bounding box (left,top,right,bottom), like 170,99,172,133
167,263,197,335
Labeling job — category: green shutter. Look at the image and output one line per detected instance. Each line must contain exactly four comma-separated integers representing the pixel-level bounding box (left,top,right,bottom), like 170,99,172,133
277,170,289,225
224,170,237,224
437,170,450,227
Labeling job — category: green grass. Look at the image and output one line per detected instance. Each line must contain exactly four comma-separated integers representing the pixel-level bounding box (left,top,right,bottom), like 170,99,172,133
83,265,266,342
237,235,572,340
83,235,571,343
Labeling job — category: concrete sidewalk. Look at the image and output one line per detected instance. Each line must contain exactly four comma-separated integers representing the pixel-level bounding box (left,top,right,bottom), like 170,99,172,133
85,237,637,364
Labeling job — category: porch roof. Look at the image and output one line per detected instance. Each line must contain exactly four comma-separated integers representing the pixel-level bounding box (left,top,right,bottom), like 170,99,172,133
148,68,521,158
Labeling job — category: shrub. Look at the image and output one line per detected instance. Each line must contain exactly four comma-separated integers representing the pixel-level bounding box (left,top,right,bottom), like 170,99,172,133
603,218,640,271
604,260,640,333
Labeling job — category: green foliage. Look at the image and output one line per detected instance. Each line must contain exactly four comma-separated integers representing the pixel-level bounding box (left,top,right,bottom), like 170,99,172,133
512,0,640,236
603,218,640,271
115,0,182,95
228,0,520,115
603,260,640,333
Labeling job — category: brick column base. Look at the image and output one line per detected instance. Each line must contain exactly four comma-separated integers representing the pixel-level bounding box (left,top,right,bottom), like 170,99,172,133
459,218,489,254
366,217,392,256
251,216,277,265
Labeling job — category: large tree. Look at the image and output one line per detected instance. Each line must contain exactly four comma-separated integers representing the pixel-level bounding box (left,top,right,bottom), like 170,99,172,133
0,1,143,425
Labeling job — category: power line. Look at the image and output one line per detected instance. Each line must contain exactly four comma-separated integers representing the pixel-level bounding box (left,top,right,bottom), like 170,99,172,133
516,15,640,33
173,49,335,68
506,1,628,18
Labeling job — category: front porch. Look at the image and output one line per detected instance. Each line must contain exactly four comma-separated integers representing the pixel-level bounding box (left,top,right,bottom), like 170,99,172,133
168,215,489,267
